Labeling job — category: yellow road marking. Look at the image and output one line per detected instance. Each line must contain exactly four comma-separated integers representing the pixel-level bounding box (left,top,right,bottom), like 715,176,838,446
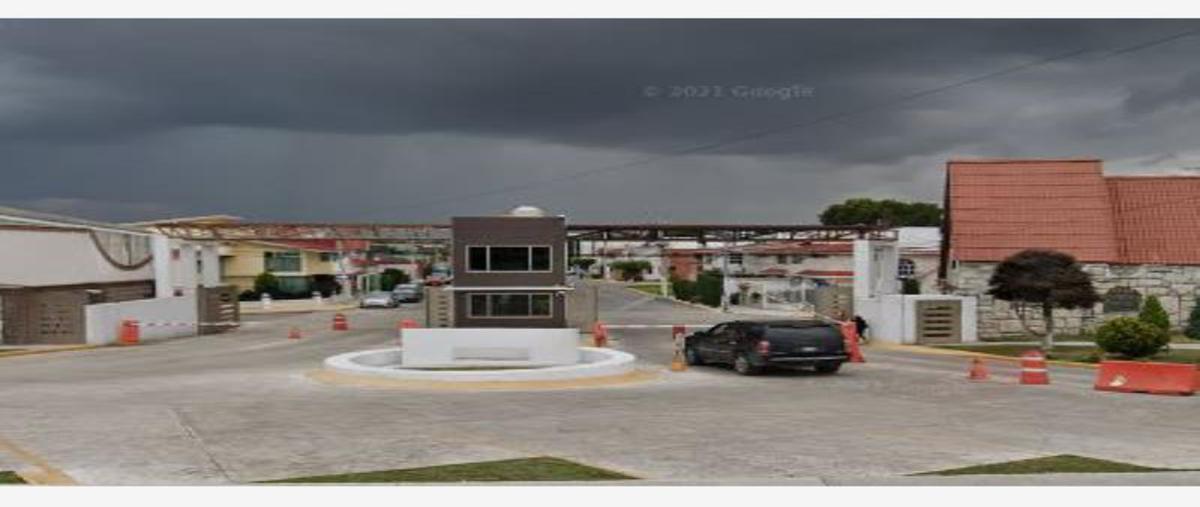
868,343,1099,369
0,436,77,485
0,345,100,360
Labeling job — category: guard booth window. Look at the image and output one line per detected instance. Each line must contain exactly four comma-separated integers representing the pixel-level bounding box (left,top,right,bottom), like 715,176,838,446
467,246,552,272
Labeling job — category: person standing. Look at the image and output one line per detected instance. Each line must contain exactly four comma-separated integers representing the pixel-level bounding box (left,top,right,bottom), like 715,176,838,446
853,314,869,343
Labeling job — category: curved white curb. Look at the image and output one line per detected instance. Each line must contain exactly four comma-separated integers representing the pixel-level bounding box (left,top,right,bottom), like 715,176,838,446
323,347,636,382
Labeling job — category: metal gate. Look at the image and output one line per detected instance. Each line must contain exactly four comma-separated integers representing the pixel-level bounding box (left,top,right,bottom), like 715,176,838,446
915,299,962,344
198,285,240,335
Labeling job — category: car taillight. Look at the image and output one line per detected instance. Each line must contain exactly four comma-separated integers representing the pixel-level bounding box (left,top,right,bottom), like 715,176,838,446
756,340,771,355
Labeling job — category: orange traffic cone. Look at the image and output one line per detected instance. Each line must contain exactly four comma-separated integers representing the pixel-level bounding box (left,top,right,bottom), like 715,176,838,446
332,313,349,331
967,357,989,381
592,321,608,348
288,327,302,340
1020,350,1050,385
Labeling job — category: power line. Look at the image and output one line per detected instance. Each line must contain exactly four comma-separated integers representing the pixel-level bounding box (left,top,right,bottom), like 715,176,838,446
389,26,1200,214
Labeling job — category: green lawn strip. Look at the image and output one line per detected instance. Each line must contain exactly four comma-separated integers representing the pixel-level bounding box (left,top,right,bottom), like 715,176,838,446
979,333,1194,344
627,283,668,297
915,454,1199,476
0,471,27,484
258,457,637,483
933,344,1200,365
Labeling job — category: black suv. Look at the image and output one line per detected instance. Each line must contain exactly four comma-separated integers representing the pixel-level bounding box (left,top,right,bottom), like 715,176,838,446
684,320,847,375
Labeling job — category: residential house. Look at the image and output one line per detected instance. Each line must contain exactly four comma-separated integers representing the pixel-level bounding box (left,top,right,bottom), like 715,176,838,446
940,159,1200,338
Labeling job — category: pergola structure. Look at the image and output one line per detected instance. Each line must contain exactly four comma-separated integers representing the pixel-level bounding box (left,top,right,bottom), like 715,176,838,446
148,221,890,244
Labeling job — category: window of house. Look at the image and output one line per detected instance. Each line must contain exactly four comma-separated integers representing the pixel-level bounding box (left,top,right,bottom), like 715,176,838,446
898,258,916,279
468,293,553,318
264,251,302,272
466,246,552,272
728,253,744,265
775,255,789,265
319,252,340,263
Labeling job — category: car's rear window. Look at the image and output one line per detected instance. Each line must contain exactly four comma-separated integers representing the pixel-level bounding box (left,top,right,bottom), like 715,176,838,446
762,324,837,340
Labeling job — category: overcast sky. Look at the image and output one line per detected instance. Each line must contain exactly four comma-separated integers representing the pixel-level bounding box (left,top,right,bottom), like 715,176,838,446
2,19,1199,224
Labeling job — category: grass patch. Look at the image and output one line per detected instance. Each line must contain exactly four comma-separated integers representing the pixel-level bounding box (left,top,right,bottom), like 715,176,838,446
627,283,669,297
933,344,1200,364
915,454,1197,476
978,333,1195,344
259,457,636,483
0,471,26,484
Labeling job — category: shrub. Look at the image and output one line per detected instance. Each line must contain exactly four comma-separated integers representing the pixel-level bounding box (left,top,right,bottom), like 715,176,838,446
671,278,697,302
1187,303,1200,341
253,272,280,297
901,278,921,295
1095,317,1169,359
1138,295,1170,333
696,270,724,307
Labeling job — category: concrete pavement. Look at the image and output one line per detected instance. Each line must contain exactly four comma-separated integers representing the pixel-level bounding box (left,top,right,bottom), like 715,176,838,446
1,284,1197,485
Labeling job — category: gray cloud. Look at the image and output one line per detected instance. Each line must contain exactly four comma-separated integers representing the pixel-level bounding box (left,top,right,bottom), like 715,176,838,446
1,19,1199,223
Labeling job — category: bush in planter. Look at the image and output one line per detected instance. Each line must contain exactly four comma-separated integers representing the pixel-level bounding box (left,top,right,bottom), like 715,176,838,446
1094,317,1170,359
1138,295,1170,333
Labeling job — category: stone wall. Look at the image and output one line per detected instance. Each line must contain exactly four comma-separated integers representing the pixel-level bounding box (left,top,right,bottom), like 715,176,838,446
949,261,1200,339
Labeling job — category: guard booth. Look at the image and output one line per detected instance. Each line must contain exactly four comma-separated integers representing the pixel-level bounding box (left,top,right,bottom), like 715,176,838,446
446,206,572,328
197,285,240,334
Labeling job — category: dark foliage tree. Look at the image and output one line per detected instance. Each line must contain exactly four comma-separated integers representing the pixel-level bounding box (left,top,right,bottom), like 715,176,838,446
987,249,1100,350
819,198,942,227
1186,303,1200,341
379,268,410,291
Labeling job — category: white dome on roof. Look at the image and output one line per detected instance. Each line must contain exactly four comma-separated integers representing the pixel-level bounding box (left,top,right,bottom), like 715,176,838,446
506,205,548,217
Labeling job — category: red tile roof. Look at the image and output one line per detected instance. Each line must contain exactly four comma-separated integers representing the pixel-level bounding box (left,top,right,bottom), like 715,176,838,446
947,160,1200,265
1108,177,1200,264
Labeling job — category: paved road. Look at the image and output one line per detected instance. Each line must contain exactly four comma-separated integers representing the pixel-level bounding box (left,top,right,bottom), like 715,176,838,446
0,285,1197,485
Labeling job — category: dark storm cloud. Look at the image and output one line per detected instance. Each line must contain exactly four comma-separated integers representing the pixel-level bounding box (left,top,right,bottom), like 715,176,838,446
2,19,1200,222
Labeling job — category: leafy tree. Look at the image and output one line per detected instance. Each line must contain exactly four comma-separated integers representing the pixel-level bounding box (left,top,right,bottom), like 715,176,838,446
1185,303,1200,341
610,260,653,281
253,272,280,297
380,268,411,291
819,198,943,227
569,257,598,272
1138,295,1170,333
1095,317,1169,359
987,250,1099,350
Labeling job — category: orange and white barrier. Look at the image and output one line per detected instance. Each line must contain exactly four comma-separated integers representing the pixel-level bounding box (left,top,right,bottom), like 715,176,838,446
1019,350,1049,385
118,319,140,346
1094,360,1196,396
670,325,688,372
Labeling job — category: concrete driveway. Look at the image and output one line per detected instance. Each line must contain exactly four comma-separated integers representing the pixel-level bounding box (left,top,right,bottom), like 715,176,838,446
1,284,1198,485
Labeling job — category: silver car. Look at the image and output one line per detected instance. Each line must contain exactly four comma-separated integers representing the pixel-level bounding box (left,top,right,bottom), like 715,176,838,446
359,291,398,309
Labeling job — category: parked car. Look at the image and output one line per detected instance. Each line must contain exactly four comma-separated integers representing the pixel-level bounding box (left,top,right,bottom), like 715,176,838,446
359,291,399,309
391,283,422,303
684,320,847,375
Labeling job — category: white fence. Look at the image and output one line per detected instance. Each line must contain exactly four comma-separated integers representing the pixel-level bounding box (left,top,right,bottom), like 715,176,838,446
85,295,198,345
